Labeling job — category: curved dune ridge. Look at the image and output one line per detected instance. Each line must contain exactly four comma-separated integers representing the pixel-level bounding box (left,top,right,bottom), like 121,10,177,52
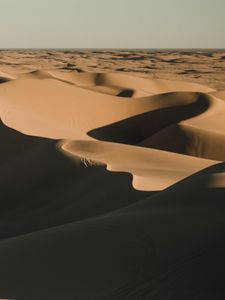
61,139,215,191
1,68,225,299
0,70,223,191
0,70,16,83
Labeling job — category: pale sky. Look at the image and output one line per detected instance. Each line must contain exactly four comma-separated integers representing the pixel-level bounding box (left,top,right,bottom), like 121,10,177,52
0,0,224,48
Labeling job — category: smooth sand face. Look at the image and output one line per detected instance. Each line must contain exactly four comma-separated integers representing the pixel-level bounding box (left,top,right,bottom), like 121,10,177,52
0,50,225,299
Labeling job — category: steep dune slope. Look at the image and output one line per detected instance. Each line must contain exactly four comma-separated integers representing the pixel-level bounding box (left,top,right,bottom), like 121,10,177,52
0,163,225,299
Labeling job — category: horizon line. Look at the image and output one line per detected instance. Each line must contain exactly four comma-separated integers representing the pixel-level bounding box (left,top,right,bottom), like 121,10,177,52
0,47,225,51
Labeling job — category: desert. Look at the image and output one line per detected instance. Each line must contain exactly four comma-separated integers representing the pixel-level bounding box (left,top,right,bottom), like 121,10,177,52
0,49,225,299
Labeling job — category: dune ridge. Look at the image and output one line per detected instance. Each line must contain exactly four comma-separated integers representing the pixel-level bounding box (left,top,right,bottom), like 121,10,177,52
0,70,222,190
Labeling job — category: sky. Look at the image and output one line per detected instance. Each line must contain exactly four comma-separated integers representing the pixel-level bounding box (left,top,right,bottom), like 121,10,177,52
0,0,225,48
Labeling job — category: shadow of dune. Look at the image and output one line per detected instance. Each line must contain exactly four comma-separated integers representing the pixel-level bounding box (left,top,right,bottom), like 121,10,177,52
139,123,225,161
163,161,225,192
0,163,225,299
110,55,147,61
0,121,152,240
88,93,210,145
0,77,11,84
117,89,134,97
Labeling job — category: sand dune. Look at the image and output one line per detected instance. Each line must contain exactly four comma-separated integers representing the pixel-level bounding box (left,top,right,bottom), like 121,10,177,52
61,139,215,190
0,50,225,299
0,70,15,83
1,70,220,190
1,49,225,89
210,90,225,101
140,123,225,161
0,161,225,299
0,71,215,141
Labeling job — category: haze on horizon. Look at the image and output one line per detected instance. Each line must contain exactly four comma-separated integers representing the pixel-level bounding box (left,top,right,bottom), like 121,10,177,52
0,0,224,49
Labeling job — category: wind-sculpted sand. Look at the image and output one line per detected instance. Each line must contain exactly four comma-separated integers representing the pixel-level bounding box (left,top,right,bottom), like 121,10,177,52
0,50,225,299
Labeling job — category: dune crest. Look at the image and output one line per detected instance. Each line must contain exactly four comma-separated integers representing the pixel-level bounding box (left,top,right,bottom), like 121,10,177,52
61,139,216,191
0,71,224,191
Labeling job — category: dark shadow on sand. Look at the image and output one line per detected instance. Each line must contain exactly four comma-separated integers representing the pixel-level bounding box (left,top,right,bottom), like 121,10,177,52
88,93,210,144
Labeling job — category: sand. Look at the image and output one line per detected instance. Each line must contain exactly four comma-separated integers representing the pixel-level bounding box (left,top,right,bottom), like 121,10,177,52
0,49,225,299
